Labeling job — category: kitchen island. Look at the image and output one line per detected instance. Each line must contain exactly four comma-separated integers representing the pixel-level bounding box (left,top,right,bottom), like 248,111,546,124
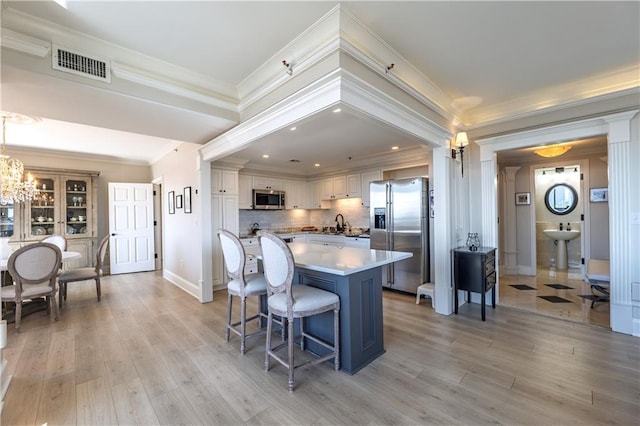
246,242,412,374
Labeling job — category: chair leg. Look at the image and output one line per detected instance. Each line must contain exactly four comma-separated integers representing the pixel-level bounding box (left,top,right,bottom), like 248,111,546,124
15,302,22,332
240,297,247,355
51,294,59,321
96,276,101,301
334,308,340,371
58,282,65,308
264,312,273,372
288,318,295,392
300,317,305,351
225,293,232,342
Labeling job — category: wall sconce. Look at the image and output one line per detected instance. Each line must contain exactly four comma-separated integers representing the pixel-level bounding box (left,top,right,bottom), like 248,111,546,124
452,131,469,177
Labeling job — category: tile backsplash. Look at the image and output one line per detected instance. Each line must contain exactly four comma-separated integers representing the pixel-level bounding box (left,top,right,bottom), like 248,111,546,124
239,197,369,234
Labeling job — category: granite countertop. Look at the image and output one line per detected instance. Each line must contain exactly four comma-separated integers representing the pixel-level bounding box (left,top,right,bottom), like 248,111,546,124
244,242,410,276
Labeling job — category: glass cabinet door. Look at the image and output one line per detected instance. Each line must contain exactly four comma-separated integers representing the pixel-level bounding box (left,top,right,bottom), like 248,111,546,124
65,177,90,236
0,203,14,237
29,177,56,238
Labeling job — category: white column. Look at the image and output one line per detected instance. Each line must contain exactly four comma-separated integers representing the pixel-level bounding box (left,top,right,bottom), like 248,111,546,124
502,167,521,274
604,111,638,334
432,145,455,315
198,153,213,303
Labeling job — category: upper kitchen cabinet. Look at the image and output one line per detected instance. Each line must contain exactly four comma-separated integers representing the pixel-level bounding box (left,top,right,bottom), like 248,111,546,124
252,176,283,191
305,180,326,209
9,168,98,268
321,174,361,199
283,179,305,209
212,169,238,195
238,174,253,209
360,170,382,207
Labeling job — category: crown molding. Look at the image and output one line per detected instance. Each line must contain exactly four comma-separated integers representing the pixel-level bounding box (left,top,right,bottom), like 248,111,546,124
7,145,151,167
1,7,238,111
0,28,50,58
465,66,640,127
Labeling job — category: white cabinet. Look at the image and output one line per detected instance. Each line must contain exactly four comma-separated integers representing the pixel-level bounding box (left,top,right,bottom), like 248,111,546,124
252,176,283,191
212,169,239,287
212,169,238,195
240,237,259,275
360,170,382,207
291,234,308,243
344,237,370,249
305,180,326,209
238,174,253,209
321,174,361,199
346,174,361,198
283,180,305,209
307,234,345,247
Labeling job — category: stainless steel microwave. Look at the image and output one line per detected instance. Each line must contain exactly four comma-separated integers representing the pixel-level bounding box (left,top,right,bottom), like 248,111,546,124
253,189,285,210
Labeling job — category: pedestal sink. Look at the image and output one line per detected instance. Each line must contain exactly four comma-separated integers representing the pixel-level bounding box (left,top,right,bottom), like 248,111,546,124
543,229,580,270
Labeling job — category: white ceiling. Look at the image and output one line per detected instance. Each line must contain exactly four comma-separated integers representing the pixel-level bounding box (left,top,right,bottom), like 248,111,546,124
1,1,638,167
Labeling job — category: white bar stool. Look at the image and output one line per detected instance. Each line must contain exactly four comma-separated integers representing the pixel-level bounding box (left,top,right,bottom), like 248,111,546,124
416,283,435,308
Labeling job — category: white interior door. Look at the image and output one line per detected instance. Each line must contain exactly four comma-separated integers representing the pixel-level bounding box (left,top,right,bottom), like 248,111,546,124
108,182,155,274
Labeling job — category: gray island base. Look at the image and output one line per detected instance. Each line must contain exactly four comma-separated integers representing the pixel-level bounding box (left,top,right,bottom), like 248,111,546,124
253,242,412,375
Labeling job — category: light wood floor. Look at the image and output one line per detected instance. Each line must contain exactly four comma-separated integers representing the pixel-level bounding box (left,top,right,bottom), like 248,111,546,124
500,268,610,328
2,271,638,425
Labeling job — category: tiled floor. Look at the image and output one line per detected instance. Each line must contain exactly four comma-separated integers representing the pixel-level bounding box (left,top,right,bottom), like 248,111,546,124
499,267,610,328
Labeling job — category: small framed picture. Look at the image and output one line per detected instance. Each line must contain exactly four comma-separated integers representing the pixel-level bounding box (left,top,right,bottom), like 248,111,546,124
184,186,192,214
590,187,608,203
515,192,530,205
168,191,175,214
176,194,183,209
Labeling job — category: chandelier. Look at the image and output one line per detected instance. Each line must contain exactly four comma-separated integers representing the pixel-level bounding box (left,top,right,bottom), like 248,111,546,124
533,144,572,158
0,112,39,205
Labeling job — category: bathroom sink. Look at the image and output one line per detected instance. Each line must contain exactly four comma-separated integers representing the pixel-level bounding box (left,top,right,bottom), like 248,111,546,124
543,229,580,241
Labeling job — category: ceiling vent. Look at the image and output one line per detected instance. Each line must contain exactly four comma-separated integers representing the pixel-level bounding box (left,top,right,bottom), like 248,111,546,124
52,44,111,83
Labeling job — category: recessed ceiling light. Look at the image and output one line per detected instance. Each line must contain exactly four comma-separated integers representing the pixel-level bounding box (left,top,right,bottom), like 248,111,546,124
290,126,297,131
314,163,320,167
391,146,399,150
333,108,341,113
262,154,269,158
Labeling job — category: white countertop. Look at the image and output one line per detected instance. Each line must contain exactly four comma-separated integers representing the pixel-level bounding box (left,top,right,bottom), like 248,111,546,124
245,242,412,276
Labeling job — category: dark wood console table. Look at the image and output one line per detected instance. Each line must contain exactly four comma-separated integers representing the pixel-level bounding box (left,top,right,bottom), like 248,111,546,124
453,247,497,321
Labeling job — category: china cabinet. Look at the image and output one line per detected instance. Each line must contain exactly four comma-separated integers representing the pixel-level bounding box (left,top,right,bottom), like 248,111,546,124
8,168,99,268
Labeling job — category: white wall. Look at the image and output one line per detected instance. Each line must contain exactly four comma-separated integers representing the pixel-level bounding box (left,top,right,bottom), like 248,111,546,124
151,143,203,298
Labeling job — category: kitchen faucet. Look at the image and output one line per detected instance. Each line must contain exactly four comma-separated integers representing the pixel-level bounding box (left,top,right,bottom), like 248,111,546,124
335,214,345,233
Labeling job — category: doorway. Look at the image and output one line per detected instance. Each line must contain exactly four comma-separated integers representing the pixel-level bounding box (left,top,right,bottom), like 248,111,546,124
495,141,610,327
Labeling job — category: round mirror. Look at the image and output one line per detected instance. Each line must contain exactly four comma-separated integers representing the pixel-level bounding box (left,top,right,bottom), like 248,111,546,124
544,183,578,215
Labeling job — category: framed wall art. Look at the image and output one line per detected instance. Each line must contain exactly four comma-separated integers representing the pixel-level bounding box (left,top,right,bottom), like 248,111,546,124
168,191,175,214
184,186,192,213
176,194,183,209
590,187,608,203
515,192,531,205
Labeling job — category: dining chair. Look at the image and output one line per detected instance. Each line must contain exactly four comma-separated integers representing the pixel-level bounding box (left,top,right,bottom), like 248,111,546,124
57,235,109,307
218,229,270,355
258,230,340,392
41,235,67,252
1,242,61,332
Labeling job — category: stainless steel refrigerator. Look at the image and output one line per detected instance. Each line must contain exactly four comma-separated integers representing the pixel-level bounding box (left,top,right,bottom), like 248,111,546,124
369,177,429,294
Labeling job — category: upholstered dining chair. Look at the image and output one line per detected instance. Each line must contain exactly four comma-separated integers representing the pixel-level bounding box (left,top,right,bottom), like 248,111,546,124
1,242,61,332
41,235,67,252
57,235,109,307
258,230,340,392
218,229,270,355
